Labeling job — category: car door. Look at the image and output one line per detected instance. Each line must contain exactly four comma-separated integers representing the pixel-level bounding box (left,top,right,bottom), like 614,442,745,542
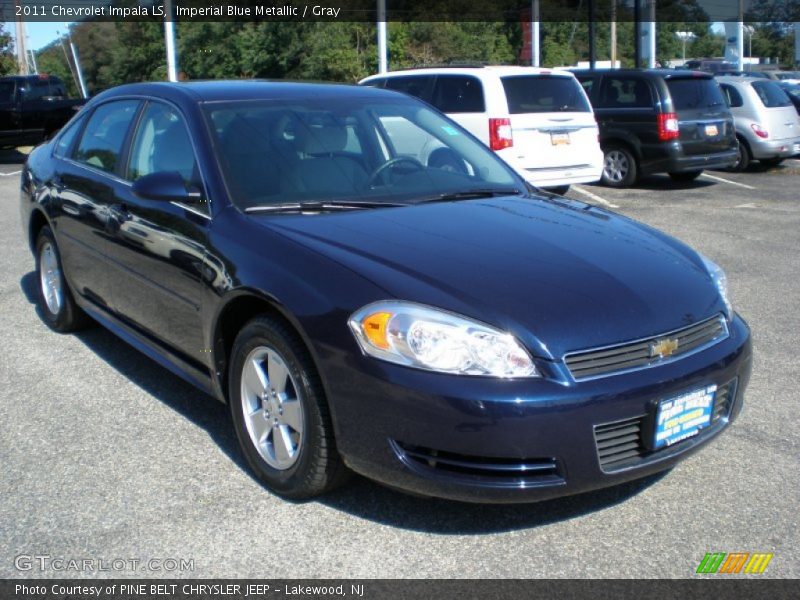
103,99,209,362
0,79,20,143
53,99,142,310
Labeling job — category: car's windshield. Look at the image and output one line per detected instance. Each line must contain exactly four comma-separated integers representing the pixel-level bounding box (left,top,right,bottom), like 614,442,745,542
204,95,522,210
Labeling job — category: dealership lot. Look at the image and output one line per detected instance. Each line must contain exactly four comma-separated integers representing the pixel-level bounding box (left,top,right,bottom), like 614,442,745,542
1,157,798,578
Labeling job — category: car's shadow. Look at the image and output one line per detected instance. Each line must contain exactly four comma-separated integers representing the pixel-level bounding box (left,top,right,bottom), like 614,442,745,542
590,175,716,192
21,271,668,535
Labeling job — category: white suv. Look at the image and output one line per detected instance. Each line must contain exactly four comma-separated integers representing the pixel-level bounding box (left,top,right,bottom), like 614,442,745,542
360,66,603,193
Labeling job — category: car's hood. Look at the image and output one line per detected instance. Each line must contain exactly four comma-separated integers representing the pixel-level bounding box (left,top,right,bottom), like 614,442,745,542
259,196,724,359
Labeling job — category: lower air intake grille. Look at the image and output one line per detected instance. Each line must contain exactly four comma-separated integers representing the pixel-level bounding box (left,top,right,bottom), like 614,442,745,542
392,441,563,487
594,378,737,472
565,315,729,380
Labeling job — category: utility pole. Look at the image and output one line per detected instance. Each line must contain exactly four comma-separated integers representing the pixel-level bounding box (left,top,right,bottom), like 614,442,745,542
610,1,617,68
737,0,745,71
64,24,88,98
531,0,540,67
377,0,387,73
588,0,595,69
15,9,29,75
634,0,641,68
164,0,179,81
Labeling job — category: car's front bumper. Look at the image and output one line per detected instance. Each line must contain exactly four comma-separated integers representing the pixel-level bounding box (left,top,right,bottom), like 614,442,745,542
324,315,752,503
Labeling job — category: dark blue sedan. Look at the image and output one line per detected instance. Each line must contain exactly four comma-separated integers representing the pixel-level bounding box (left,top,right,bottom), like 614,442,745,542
20,81,752,502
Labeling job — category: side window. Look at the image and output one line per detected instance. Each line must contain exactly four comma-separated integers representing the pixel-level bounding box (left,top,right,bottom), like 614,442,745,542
24,80,51,101
362,78,387,88
74,100,140,174
578,77,595,97
384,76,435,102
721,84,743,108
432,75,485,113
598,77,653,109
54,113,86,157
128,102,198,185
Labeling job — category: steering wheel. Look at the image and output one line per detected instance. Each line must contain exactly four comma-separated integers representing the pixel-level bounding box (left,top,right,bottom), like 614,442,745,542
367,156,425,188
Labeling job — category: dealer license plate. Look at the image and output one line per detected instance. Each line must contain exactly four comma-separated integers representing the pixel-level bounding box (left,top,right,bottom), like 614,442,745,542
551,132,570,146
705,124,719,137
653,385,716,449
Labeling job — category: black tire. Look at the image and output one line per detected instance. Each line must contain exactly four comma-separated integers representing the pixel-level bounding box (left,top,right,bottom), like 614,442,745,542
668,170,703,182
543,185,570,195
760,157,784,168
729,138,751,172
228,316,349,499
34,226,91,333
601,144,638,188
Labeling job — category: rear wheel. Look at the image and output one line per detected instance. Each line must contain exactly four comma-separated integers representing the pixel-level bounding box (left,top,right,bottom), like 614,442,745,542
229,316,349,499
760,157,784,168
35,226,91,332
729,138,751,172
601,145,638,188
668,170,703,182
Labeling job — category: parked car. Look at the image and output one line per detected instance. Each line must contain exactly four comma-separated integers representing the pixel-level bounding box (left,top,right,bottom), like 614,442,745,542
682,59,736,73
359,66,603,195
776,81,800,116
774,71,800,84
0,75,85,148
717,76,800,169
21,81,752,503
713,70,774,80
573,69,738,187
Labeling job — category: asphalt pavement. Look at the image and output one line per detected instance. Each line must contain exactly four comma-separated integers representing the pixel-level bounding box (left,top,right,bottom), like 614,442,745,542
1,154,798,578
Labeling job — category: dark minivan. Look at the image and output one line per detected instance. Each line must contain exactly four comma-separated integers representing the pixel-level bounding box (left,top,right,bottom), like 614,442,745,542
573,69,738,187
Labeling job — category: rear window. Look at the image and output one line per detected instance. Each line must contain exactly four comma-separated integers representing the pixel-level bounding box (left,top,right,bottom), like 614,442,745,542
501,75,591,114
666,78,726,110
384,76,434,103
751,81,792,108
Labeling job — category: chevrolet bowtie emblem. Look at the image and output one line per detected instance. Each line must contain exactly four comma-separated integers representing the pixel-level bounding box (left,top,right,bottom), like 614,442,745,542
651,338,679,358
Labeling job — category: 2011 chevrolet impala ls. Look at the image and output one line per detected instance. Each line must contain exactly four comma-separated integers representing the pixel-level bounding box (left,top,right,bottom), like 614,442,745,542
20,81,752,503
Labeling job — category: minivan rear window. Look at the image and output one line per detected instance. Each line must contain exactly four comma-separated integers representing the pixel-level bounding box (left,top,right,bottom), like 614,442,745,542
751,81,792,108
501,75,591,114
666,78,726,110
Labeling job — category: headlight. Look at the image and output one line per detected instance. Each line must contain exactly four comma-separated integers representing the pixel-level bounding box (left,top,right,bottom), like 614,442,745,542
701,255,732,318
348,301,538,378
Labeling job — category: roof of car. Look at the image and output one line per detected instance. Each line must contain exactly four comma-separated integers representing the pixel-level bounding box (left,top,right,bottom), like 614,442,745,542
93,80,400,103
363,66,576,79
570,68,713,79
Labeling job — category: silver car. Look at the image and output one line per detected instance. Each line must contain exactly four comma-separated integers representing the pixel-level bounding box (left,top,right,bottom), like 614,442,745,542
717,76,800,170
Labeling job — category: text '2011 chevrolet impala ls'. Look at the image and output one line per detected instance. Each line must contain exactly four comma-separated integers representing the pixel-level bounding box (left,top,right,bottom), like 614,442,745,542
21,81,752,503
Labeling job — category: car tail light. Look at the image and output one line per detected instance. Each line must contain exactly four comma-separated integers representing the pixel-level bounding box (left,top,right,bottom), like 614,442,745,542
751,123,769,139
657,113,680,141
489,118,513,151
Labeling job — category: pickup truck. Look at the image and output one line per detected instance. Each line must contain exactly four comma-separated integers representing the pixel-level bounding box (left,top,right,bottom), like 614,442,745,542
0,75,85,148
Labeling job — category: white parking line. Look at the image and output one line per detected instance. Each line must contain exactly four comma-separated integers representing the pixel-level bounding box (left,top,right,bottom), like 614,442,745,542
572,184,619,209
0,170,21,177
700,173,755,190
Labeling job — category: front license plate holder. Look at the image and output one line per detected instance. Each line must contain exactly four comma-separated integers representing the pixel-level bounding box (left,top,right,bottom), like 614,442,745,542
646,385,716,450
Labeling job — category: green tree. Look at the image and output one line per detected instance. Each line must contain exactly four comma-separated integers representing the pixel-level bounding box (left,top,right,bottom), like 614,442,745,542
0,23,16,75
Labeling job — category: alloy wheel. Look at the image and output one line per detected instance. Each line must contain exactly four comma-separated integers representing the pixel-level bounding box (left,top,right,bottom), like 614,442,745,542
240,346,305,470
39,241,63,315
604,150,629,183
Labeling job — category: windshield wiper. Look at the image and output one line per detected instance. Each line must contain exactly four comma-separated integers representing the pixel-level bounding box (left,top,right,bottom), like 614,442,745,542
414,188,522,204
245,200,408,214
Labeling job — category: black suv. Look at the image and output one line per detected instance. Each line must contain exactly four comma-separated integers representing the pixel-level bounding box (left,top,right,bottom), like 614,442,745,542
573,69,738,187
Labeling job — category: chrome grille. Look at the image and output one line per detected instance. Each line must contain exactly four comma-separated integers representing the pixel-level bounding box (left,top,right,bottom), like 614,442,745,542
594,379,736,472
565,315,728,381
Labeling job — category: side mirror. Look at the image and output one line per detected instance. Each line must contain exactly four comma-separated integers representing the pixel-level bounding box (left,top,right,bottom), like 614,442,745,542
132,171,194,202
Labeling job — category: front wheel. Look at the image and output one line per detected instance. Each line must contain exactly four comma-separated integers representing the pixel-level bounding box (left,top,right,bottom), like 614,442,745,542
601,145,638,188
229,316,349,499
668,170,703,182
35,226,91,332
